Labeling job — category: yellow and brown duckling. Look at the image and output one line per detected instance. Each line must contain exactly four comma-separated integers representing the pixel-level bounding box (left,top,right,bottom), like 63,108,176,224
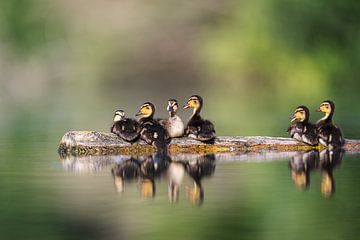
111,110,140,142
183,95,216,143
158,99,185,138
136,102,170,154
287,106,318,146
316,100,344,149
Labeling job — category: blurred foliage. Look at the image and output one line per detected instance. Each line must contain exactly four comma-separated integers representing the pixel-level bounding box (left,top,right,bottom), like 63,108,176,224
0,0,359,136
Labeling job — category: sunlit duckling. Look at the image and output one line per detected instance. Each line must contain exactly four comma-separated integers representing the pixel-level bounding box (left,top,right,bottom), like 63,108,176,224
287,106,318,146
136,102,170,154
183,95,216,143
316,100,344,149
111,110,140,142
158,99,185,138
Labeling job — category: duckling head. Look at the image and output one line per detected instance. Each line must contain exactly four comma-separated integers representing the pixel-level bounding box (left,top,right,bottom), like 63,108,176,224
114,110,125,122
167,99,178,116
316,100,335,119
136,102,155,119
183,95,203,113
290,106,309,123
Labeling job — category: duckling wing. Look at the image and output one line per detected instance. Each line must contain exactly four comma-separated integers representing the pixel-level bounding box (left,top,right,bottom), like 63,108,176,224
140,121,170,146
318,124,344,148
187,119,216,142
302,123,318,146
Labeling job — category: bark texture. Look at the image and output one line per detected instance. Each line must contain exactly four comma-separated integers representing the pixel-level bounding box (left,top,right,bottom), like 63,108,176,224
58,131,360,156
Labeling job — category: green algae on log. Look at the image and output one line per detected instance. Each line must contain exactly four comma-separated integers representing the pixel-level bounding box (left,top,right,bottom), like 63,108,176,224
58,131,360,156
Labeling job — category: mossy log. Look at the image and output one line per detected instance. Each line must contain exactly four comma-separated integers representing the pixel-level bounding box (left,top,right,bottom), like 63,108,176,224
58,131,360,156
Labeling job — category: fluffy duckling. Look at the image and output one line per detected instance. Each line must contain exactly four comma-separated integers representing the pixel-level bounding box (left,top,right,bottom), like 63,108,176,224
158,99,185,138
136,102,170,153
287,106,318,146
111,110,140,142
183,95,216,143
316,100,344,149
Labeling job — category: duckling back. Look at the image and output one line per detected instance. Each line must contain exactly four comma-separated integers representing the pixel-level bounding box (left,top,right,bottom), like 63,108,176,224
317,123,344,149
111,118,140,142
139,120,170,154
186,118,216,143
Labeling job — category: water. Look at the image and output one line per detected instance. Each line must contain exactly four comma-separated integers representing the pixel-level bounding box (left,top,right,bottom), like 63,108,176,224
1,133,360,240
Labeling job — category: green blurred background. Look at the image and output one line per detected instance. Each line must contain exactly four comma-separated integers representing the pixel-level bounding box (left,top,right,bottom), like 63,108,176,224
0,1,360,239
1,0,359,137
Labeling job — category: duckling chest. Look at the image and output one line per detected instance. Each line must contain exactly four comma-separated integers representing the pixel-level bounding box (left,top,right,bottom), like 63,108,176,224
168,117,185,136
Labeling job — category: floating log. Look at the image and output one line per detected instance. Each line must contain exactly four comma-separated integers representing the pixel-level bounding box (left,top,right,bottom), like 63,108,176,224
58,131,360,156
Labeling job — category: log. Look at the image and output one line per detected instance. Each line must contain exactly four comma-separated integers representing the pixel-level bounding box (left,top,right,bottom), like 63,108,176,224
58,131,360,156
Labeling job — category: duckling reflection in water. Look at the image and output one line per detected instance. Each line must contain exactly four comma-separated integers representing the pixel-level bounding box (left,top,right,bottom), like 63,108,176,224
316,100,345,149
111,153,170,198
288,149,343,197
289,150,319,190
166,161,186,203
185,154,216,205
111,157,141,193
319,149,344,198
287,106,318,146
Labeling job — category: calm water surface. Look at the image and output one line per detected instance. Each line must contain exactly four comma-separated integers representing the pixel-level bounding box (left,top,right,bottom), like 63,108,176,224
1,134,360,240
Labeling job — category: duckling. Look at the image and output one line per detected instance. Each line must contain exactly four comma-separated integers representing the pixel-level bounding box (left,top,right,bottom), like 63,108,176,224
316,100,344,149
136,102,170,154
158,99,185,138
183,95,216,143
287,106,318,146
110,110,140,142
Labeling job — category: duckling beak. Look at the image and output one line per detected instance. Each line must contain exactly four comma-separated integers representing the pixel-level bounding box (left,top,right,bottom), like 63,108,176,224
135,111,142,117
183,103,190,109
315,108,321,112
290,115,297,123
167,105,173,112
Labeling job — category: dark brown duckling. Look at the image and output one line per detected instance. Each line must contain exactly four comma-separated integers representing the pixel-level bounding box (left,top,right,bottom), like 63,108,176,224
183,95,216,143
316,100,344,149
287,106,318,146
111,110,140,142
136,102,170,154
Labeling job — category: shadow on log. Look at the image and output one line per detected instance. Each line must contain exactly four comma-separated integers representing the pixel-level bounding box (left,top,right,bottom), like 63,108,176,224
58,131,360,156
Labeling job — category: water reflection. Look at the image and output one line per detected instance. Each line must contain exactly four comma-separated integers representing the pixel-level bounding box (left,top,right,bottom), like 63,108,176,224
111,153,216,204
289,149,344,197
